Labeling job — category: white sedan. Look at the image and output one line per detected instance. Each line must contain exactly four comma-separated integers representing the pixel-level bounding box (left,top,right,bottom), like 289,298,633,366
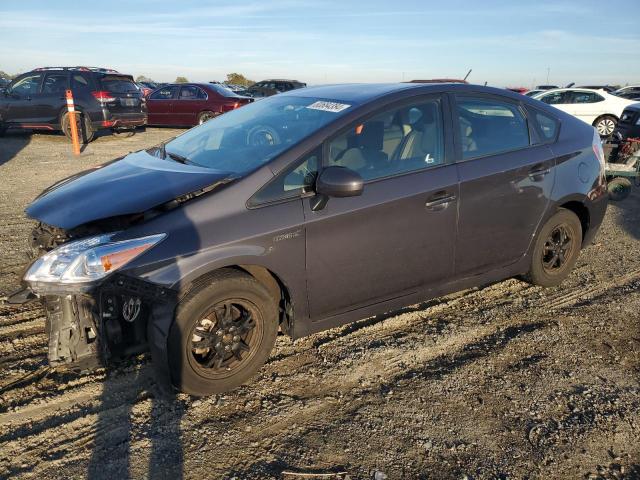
533,88,638,136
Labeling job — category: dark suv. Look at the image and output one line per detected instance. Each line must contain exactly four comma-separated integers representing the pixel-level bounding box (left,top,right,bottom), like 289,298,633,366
16,83,608,396
246,79,306,98
613,104,640,141
0,67,147,142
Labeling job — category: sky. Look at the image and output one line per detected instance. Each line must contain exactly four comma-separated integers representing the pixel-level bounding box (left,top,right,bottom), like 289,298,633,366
0,0,638,87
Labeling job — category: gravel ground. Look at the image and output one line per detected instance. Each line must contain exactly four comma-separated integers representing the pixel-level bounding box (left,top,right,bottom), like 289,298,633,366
0,128,639,480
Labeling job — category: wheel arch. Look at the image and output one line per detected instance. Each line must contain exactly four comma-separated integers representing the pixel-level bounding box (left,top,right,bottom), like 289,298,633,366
177,263,294,336
592,113,618,129
557,199,590,246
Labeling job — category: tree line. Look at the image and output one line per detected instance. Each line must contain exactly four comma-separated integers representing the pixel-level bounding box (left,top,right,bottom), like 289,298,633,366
136,73,255,86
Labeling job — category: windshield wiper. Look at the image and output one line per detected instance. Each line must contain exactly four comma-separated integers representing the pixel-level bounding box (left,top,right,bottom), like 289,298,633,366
166,151,191,165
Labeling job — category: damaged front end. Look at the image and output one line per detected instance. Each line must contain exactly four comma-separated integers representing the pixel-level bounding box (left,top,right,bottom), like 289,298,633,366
15,148,236,373
35,274,172,371
17,223,171,372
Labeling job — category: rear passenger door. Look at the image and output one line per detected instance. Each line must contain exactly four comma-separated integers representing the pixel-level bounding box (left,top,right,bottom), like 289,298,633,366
304,95,459,320
453,94,556,276
565,90,605,124
39,72,69,124
173,85,207,125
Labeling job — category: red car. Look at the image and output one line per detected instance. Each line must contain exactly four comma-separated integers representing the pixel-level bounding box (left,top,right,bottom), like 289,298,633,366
146,83,253,126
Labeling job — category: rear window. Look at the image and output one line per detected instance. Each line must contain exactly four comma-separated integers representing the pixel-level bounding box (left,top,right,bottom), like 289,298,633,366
99,75,138,93
208,83,243,98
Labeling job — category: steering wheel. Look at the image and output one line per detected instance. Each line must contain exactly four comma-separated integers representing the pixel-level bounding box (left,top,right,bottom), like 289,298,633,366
247,125,280,146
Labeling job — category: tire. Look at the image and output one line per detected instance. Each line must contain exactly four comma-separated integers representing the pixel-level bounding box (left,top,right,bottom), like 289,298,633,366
198,111,217,125
168,269,278,396
593,115,617,137
61,111,94,143
608,177,632,202
524,208,583,287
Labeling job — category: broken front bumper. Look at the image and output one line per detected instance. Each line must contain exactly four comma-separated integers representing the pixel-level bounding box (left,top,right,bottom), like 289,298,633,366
19,274,177,373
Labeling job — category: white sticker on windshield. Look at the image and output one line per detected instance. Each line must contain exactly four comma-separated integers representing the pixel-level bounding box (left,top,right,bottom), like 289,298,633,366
306,101,351,113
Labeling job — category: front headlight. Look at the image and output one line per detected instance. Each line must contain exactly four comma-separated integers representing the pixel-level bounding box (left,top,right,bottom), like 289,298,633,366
24,233,166,285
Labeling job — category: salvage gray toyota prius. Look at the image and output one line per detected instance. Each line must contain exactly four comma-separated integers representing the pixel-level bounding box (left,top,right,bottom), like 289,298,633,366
16,83,608,396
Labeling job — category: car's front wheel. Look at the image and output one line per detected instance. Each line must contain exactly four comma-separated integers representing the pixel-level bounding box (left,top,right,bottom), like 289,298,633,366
524,208,583,287
168,269,278,396
593,115,617,137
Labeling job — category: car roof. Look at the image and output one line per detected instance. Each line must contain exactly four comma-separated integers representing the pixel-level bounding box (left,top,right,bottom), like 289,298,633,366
535,87,609,95
280,82,521,105
258,79,302,82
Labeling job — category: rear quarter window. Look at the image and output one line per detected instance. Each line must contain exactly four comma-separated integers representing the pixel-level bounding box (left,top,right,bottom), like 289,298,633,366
528,108,560,143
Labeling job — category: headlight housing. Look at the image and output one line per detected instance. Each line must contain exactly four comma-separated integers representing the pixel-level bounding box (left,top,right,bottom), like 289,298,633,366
24,233,166,285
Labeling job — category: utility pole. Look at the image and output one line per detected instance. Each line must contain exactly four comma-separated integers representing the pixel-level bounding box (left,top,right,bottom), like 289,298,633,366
546,67,550,85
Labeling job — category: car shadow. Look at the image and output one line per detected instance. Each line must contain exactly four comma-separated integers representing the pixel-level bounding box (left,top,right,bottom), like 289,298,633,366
86,204,202,479
613,187,640,239
86,362,186,479
0,130,31,166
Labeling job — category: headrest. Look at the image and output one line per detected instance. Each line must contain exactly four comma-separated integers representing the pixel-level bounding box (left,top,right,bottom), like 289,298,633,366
353,121,384,151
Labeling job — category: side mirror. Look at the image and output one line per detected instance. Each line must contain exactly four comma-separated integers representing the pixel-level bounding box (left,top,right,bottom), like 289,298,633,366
311,166,363,210
316,166,364,198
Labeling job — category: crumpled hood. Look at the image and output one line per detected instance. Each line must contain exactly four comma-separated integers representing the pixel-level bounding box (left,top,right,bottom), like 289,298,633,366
26,150,232,229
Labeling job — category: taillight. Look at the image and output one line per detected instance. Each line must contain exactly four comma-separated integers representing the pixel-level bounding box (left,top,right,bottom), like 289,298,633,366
221,102,240,112
592,128,606,170
92,91,116,103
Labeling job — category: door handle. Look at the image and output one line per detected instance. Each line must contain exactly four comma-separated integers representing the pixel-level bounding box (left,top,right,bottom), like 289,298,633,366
528,167,551,180
425,194,457,209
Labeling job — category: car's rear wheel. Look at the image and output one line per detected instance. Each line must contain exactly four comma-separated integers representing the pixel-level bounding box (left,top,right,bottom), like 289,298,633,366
61,111,94,143
524,208,582,287
198,111,216,125
168,269,278,396
593,115,617,137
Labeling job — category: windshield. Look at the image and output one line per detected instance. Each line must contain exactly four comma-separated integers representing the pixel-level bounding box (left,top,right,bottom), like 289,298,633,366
162,95,353,174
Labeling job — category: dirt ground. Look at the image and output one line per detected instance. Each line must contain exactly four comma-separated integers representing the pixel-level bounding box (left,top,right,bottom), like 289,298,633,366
0,128,639,480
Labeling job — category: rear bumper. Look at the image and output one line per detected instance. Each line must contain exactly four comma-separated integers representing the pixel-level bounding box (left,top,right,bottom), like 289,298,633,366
584,193,608,246
93,114,147,130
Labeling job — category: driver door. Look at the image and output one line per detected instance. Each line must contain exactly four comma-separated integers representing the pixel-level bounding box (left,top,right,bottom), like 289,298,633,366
2,73,44,124
303,96,459,320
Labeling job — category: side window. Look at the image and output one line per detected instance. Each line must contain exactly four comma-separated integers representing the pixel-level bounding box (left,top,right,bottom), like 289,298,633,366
150,86,178,100
72,73,92,91
326,98,445,182
42,73,68,94
179,86,199,99
455,96,530,159
10,74,43,96
249,151,319,206
196,87,207,99
570,91,604,104
534,111,559,141
539,92,566,105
